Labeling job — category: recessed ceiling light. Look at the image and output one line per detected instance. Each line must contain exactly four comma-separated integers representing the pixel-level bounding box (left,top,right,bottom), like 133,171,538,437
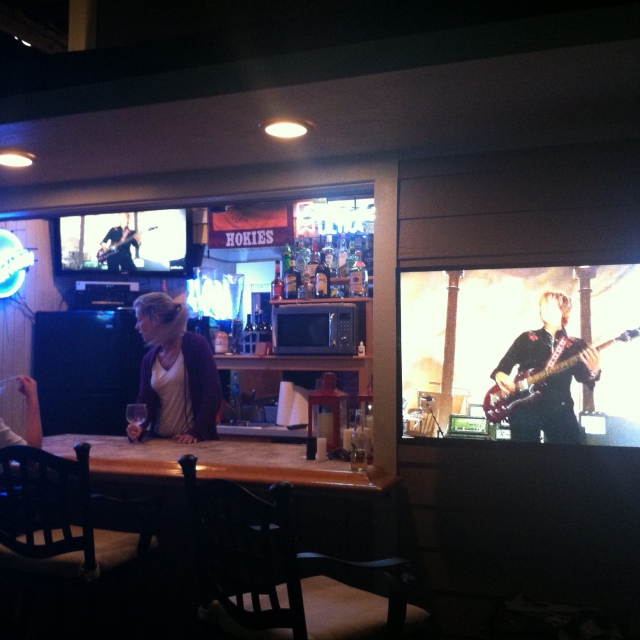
0,151,35,168
260,119,313,139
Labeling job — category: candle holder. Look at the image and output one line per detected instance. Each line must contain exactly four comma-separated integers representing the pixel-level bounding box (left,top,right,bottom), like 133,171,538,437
307,372,349,451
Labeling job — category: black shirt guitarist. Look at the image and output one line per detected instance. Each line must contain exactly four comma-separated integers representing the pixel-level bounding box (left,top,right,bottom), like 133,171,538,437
489,291,601,444
99,212,141,273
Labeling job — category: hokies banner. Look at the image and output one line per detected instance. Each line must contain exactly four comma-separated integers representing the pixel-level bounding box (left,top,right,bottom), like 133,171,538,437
208,203,293,249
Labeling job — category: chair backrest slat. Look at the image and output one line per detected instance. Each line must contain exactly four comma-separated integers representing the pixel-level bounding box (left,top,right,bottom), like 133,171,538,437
37,462,54,546
18,458,36,546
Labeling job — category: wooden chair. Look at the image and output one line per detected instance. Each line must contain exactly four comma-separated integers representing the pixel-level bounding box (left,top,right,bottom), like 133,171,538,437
178,453,429,640
0,442,159,637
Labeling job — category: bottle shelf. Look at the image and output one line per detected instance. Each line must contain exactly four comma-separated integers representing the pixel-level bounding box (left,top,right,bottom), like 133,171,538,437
269,297,372,305
215,355,373,394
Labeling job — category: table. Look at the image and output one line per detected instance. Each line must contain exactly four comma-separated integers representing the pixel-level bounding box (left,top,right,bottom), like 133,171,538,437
42,434,397,493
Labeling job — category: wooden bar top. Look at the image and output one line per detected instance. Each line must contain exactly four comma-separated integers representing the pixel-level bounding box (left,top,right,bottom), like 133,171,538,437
42,435,397,493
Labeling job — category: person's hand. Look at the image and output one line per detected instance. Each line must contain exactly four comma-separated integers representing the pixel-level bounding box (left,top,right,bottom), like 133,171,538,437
495,371,515,394
580,346,601,375
16,375,38,404
172,433,196,444
126,423,144,442
133,232,142,244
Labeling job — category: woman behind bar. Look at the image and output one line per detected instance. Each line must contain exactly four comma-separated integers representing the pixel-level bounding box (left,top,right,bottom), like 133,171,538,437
127,292,222,444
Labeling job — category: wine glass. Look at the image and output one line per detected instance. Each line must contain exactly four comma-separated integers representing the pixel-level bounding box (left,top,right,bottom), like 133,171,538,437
126,403,147,443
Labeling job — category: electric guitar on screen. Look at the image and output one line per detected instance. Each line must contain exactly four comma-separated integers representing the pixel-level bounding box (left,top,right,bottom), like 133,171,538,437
97,226,158,263
483,327,640,422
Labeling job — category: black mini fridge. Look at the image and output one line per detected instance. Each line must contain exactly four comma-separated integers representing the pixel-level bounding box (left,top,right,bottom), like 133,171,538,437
33,310,146,436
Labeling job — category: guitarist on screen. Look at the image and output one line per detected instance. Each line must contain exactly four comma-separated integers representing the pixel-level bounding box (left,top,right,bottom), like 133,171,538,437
99,212,142,273
490,291,601,444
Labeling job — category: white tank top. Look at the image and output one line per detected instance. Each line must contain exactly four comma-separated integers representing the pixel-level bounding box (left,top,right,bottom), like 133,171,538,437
151,352,193,437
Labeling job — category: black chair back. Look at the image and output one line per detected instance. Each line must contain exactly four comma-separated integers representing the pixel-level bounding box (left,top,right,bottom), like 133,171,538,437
179,454,307,638
0,442,96,572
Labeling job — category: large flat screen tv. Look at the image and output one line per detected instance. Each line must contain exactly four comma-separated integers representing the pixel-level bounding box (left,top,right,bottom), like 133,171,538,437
398,263,640,447
52,208,192,278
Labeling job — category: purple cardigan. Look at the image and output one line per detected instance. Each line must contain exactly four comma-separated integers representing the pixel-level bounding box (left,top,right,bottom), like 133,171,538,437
137,331,222,441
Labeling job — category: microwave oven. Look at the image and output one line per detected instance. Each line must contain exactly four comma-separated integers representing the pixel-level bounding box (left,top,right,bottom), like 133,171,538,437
272,303,362,355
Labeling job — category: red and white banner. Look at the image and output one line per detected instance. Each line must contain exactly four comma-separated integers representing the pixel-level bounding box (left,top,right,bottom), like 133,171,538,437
208,203,293,249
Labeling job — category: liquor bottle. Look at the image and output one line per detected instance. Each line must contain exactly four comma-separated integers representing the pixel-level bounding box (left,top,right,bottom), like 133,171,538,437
295,238,310,273
304,275,315,299
299,272,314,299
323,234,336,276
336,233,348,277
361,235,374,276
282,240,292,272
244,313,254,332
305,241,320,281
283,258,301,300
349,250,368,297
270,260,284,300
345,240,357,274
350,410,367,471
253,306,264,332
314,251,331,298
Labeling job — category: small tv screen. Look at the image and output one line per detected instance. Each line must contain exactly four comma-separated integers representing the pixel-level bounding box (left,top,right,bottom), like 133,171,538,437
399,263,640,447
54,209,189,276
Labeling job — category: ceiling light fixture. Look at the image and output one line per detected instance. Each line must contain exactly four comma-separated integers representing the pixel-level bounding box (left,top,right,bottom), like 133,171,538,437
0,151,35,168
260,119,313,139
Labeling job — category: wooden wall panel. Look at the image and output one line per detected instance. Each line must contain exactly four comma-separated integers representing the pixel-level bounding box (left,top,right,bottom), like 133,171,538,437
397,466,439,505
398,163,640,220
399,445,640,622
398,141,640,181
399,206,640,262
0,220,62,438
398,141,640,266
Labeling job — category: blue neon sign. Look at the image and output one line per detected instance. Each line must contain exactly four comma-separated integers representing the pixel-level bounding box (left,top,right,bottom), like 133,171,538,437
0,229,35,298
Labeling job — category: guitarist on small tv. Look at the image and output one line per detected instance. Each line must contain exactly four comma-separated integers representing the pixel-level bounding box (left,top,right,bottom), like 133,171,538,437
99,212,142,272
490,291,601,444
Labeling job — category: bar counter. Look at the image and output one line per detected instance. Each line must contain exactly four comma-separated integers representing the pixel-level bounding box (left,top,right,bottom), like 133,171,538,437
42,434,397,493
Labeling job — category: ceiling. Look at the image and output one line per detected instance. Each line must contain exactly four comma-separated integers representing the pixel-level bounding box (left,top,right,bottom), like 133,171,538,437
0,2,639,198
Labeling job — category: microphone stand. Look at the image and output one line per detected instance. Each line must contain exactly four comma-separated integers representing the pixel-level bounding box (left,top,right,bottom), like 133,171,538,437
423,396,445,438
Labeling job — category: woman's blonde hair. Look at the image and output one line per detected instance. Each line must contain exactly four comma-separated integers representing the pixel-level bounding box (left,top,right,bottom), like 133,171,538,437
133,292,188,345
539,290,572,327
